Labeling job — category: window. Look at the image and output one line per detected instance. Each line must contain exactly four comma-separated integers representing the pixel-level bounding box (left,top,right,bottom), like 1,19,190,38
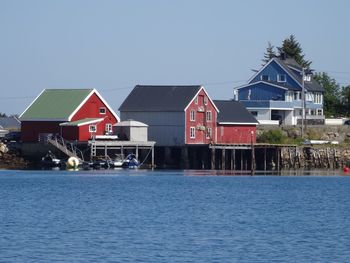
317,109,323,115
105,123,112,133
206,111,212,122
285,91,293,102
89,125,97,132
313,93,322,104
250,111,258,117
190,127,195,139
277,74,286,82
204,96,208,105
304,75,311,82
190,110,195,121
99,107,106,114
206,128,212,139
261,75,269,81
195,96,198,105
294,92,301,101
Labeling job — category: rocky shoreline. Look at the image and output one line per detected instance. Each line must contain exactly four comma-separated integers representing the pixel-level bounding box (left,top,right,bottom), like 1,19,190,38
0,142,31,169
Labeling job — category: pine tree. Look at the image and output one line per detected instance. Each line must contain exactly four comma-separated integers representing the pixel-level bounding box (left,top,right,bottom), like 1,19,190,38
277,34,311,68
262,42,276,66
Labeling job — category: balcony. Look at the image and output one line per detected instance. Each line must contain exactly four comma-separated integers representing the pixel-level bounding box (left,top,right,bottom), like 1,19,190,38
240,100,322,109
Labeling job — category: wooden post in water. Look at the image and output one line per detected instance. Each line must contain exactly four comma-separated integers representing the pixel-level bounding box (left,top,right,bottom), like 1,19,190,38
231,149,235,170
277,148,280,172
264,147,267,171
222,148,226,170
240,150,243,171
211,148,215,170
250,138,255,175
151,146,154,168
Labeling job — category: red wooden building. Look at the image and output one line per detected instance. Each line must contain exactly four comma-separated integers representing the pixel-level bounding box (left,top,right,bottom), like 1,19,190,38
20,89,120,142
214,100,258,144
119,85,219,146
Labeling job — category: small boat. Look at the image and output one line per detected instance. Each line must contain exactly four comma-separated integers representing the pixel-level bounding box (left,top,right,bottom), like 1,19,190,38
106,154,124,168
41,151,62,168
122,154,139,168
92,159,110,169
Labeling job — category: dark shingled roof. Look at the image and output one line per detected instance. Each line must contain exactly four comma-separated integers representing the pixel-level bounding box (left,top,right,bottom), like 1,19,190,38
275,58,325,92
0,117,21,130
119,85,202,112
214,100,258,124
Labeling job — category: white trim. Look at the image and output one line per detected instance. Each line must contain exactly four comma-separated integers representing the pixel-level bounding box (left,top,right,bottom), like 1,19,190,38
206,110,212,122
20,118,68,122
235,81,289,91
218,122,258,125
59,118,104,127
19,89,46,119
184,86,220,113
89,124,97,132
190,109,196,121
190,126,195,139
277,74,287,83
105,123,113,132
287,65,302,73
273,59,302,88
247,58,302,89
99,107,106,114
68,89,121,122
247,59,274,83
260,75,270,81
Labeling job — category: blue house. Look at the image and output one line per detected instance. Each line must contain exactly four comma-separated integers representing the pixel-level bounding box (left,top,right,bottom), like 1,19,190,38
234,56,325,125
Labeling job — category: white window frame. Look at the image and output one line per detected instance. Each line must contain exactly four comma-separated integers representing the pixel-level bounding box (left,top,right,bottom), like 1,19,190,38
277,74,286,83
99,107,106,114
190,127,195,139
190,110,196,121
204,96,208,105
195,96,198,105
89,125,97,133
105,123,113,133
206,128,212,139
260,75,270,81
206,111,212,122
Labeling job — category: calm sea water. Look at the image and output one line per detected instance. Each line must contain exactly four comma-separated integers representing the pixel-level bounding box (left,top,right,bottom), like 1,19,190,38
1,169,350,262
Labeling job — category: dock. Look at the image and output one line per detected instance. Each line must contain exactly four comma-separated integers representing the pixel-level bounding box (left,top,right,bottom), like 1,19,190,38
88,140,156,167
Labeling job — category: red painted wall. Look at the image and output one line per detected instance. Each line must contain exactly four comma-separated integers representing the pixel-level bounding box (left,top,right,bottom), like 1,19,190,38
216,125,256,144
21,121,63,142
21,92,119,142
185,89,217,145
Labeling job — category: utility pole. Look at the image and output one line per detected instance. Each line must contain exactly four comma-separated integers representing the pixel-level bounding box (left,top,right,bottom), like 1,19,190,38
301,68,313,138
301,68,305,138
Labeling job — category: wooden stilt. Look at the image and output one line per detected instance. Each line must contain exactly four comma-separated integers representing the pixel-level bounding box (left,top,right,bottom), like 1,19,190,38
233,149,236,171
277,148,280,172
264,147,267,171
211,148,215,170
222,148,226,170
151,147,154,168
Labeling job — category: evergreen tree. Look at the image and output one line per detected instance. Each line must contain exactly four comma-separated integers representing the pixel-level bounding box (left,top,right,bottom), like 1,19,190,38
262,42,276,66
277,34,311,68
313,72,342,117
341,85,350,116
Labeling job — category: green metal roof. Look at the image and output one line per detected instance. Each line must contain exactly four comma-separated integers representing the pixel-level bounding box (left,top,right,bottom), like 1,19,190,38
20,89,93,120
59,118,103,126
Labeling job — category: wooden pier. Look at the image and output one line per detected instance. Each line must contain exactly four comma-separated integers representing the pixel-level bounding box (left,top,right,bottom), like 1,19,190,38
88,140,156,167
209,143,298,173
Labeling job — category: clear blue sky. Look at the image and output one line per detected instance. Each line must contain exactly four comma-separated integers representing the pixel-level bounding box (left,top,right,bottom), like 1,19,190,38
1,0,349,115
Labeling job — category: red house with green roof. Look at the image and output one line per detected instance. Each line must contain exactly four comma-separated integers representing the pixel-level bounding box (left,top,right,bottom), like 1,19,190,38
19,89,120,142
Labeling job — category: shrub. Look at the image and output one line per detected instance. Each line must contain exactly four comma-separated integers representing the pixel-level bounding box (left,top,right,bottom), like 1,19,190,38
257,129,287,144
